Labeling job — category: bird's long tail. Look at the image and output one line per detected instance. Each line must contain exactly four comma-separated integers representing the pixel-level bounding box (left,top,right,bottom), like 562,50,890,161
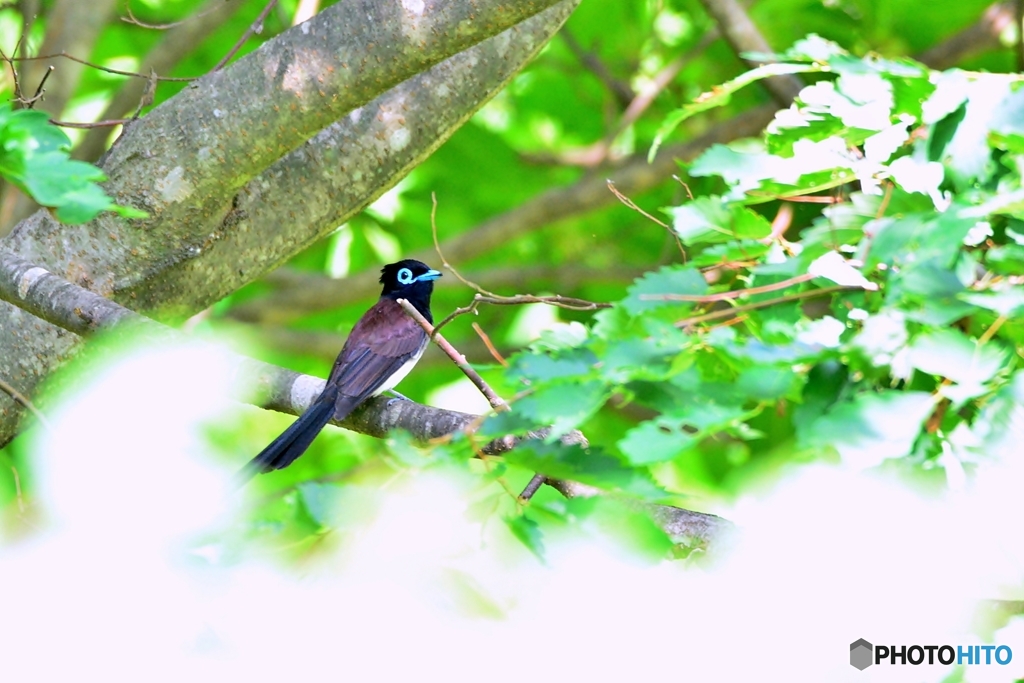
235,387,340,485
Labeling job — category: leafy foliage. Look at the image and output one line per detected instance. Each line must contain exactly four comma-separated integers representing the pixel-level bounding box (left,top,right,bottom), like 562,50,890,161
0,0,1019,566
482,36,1023,536
0,103,144,223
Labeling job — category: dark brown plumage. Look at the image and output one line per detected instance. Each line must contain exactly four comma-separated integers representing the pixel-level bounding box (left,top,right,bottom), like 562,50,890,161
238,259,441,482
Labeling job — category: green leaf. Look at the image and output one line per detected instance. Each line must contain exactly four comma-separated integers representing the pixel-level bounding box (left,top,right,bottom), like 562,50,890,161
649,62,823,161
907,328,1006,400
736,365,803,400
799,390,934,468
960,287,1024,317
618,418,698,465
297,482,337,528
664,198,772,244
513,380,608,436
506,514,545,561
0,102,146,224
621,264,707,315
505,441,665,498
508,348,597,383
619,401,748,465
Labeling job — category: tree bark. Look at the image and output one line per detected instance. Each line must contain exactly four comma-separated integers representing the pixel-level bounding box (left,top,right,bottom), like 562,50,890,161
0,249,730,550
0,0,579,445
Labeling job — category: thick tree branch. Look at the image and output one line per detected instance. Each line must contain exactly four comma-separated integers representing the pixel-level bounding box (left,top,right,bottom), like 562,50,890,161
917,1,1014,69
0,249,727,549
229,103,778,324
74,0,248,163
0,1,578,444
20,0,119,118
0,0,120,228
695,0,801,105
97,0,566,238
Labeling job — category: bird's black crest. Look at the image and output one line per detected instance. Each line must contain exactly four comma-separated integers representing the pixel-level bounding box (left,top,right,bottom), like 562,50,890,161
379,259,441,297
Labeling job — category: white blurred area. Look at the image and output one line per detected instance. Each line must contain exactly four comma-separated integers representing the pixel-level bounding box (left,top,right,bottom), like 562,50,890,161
1,341,1023,682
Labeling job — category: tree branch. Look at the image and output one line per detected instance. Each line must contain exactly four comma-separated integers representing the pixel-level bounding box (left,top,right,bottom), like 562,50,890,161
0,1,579,445
74,0,248,162
229,103,778,324
916,1,1014,69
694,0,802,105
0,248,729,549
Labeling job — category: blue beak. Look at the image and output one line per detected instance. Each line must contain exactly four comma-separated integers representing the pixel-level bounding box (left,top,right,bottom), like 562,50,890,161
416,269,442,282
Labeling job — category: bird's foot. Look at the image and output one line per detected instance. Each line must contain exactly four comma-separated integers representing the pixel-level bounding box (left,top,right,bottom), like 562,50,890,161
386,389,411,406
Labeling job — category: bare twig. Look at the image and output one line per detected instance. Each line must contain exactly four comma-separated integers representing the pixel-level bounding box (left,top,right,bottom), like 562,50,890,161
607,179,686,258
24,65,54,108
765,202,793,243
977,314,1007,345
675,285,853,328
518,473,546,501
429,193,613,334
122,0,231,29
560,29,633,106
0,375,50,430
49,118,133,129
77,0,247,161
694,0,802,105
917,2,1015,69
212,0,279,71
472,322,508,367
642,273,816,303
433,292,612,336
14,50,194,82
395,297,509,412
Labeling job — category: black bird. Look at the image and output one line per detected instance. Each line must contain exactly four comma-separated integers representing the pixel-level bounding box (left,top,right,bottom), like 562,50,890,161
238,259,441,482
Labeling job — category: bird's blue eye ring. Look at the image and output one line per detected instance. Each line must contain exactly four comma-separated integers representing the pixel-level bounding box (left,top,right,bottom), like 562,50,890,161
397,267,414,285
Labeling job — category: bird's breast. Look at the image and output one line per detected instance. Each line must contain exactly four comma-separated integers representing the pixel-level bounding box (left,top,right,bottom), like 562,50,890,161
371,337,428,397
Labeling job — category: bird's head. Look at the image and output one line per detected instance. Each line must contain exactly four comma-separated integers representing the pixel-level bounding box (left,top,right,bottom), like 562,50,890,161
379,259,442,298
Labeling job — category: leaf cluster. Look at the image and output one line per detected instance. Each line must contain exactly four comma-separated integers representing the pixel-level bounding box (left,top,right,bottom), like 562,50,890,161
0,103,143,223
490,37,1024,527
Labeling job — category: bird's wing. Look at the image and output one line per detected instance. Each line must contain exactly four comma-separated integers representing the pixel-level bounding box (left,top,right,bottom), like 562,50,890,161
327,297,428,400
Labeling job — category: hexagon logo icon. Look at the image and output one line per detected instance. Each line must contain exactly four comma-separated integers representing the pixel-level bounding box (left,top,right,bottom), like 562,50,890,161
850,639,873,670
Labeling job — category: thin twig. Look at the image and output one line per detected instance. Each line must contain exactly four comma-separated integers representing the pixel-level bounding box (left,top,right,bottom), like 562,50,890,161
607,179,686,258
560,29,633,106
395,298,509,412
765,202,793,243
675,285,852,327
641,272,815,303
212,0,279,71
518,473,546,501
472,322,508,367
122,1,229,29
431,193,495,295
977,314,1007,346
49,118,133,129
1017,0,1024,71
11,465,25,513
24,65,53,108
0,376,51,430
429,193,612,335
14,51,194,82
0,45,22,103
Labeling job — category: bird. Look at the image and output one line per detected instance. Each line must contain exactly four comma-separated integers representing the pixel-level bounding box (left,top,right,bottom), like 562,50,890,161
238,259,441,482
